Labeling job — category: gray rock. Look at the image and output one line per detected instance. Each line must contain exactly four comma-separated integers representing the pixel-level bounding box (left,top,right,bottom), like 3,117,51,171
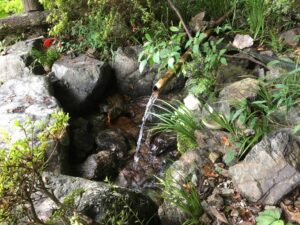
95,128,132,160
77,128,133,180
78,151,117,180
51,54,112,112
0,76,68,173
158,148,207,225
280,27,300,47
112,46,185,97
219,78,260,104
270,105,300,127
0,41,34,84
229,130,300,205
35,172,160,225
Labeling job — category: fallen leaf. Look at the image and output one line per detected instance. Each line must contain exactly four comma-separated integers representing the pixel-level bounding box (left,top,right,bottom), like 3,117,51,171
209,206,229,224
202,163,219,177
233,34,254,50
281,202,300,224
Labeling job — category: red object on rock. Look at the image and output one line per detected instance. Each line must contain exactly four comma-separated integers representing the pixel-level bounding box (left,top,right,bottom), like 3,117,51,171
43,38,56,49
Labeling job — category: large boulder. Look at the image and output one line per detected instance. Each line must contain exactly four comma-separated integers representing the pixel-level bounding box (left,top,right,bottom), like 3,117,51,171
229,129,300,205
51,54,112,113
0,76,68,173
112,46,185,97
35,172,160,225
0,41,34,84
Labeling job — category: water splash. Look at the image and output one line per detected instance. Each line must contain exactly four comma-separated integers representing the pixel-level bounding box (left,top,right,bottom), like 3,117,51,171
134,92,158,163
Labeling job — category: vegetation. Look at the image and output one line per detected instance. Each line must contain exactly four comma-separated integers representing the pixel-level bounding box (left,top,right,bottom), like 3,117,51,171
1,0,300,224
157,174,203,225
0,111,74,224
256,208,293,225
0,0,22,18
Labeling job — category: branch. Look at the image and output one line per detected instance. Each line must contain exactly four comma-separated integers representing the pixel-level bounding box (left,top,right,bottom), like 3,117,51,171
166,0,192,39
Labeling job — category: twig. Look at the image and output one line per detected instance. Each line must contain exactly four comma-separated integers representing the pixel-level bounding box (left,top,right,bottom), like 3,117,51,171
225,54,268,69
166,0,192,39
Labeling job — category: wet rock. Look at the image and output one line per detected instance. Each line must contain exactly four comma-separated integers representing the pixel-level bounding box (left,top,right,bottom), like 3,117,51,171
0,41,34,84
229,129,300,205
158,202,187,225
150,133,177,156
51,54,112,113
280,27,300,47
95,128,133,160
0,76,68,173
78,128,133,180
78,151,117,180
70,117,94,162
112,46,185,97
219,78,260,104
35,172,160,225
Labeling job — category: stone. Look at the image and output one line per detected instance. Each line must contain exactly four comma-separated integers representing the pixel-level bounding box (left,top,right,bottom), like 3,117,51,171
0,41,34,84
35,172,160,225
270,105,300,127
229,129,300,205
158,148,207,225
233,34,254,50
77,128,133,180
150,133,177,156
78,151,117,180
95,128,133,160
112,46,185,97
51,54,112,112
0,76,68,173
219,78,260,104
280,28,300,47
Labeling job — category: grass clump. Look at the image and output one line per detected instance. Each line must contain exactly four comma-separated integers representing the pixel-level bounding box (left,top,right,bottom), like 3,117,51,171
157,174,203,225
150,100,203,147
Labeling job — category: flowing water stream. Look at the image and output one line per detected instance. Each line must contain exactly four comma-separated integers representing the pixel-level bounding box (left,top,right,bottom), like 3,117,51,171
134,92,158,163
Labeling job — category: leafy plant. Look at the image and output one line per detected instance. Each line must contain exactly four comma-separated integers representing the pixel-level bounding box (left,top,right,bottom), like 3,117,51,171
138,25,186,73
0,0,23,18
150,100,203,147
157,174,203,225
256,208,293,225
30,48,60,69
244,0,267,40
0,111,70,224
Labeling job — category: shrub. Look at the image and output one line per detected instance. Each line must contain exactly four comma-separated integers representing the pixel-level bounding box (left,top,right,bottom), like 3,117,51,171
0,0,23,18
0,111,70,224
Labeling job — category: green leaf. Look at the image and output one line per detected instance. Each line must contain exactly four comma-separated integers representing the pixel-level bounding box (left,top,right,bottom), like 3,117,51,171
170,26,179,32
271,220,284,225
220,57,227,65
153,52,160,64
224,150,236,165
145,33,152,41
139,59,147,73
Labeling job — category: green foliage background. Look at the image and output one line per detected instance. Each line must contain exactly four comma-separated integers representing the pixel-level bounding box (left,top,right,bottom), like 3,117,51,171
0,0,23,18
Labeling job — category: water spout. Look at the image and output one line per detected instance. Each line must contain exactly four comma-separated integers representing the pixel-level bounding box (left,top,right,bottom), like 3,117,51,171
134,91,158,163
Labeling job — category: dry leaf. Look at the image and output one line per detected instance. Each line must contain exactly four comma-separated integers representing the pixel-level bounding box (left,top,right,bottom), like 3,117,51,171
281,202,300,224
202,163,219,177
209,206,229,224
